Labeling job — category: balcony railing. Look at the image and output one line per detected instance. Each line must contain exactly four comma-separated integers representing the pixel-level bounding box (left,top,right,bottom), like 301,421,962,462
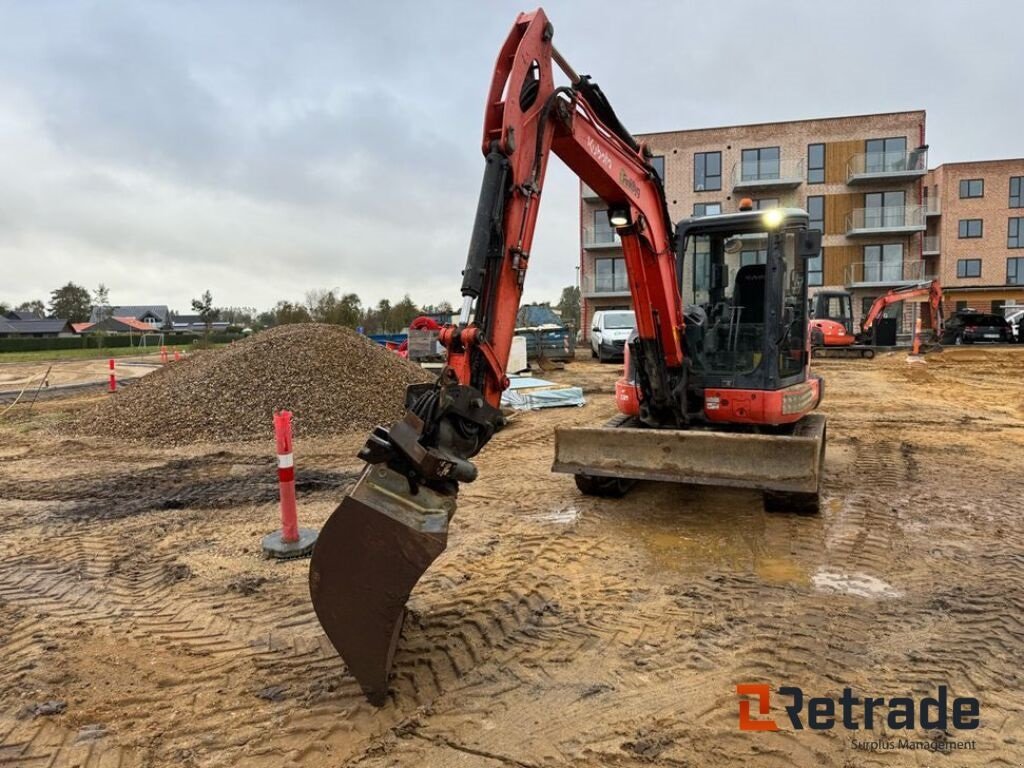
846,205,926,236
924,197,941,216
581,272,630,297
583,226,621,249
922,236,941,255
844,259,928,287
847,148,928,184
732,158,805,191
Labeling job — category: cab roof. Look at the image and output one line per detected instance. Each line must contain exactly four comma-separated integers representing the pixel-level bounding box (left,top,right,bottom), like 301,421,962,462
675,208,810,241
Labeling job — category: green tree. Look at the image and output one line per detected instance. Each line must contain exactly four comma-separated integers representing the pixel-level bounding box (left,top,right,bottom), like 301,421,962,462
16,300,46,316
48,282,92,322
272,300,312,325
92,284,111,320
305,289,363,327
190,289,218,342
390,294,421,330
374,298,392,332
556,285,581,329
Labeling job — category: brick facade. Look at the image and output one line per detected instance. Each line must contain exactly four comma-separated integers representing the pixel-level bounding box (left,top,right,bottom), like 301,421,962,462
580,110,943,338
924,159,1024,315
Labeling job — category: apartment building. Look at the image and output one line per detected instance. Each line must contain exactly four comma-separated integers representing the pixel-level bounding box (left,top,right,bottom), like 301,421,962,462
923,159,1024,315
580,110,931,337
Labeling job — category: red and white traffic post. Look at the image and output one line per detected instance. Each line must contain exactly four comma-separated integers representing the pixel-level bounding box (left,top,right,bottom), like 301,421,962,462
161,345,168,364
108,358,116,393
261,410,318,558
275,410,299,543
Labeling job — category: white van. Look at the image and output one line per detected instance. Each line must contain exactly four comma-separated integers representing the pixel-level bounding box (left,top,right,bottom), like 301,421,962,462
590,310,636,362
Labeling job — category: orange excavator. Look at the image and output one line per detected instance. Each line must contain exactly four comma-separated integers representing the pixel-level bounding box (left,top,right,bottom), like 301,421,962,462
810,279,943,358
309,8,827,705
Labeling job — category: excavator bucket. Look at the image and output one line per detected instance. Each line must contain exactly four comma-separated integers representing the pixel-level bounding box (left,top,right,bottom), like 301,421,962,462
553,414,826,495
309,464,456,705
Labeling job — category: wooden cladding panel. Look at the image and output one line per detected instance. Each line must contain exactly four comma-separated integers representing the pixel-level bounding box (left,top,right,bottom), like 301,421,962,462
825,139,863,184
823,245,860,287
824,193,858,236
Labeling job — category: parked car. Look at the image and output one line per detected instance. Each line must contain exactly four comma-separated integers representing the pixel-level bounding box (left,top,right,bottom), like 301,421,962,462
1006,308,1024,343
590,309,636,362
514,304,575,362
941,311,1013,345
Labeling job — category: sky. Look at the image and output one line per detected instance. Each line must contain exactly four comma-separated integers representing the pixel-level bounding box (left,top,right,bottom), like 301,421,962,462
1,0,1021,315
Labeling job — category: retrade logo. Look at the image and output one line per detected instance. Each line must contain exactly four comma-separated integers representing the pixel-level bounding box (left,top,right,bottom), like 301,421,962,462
736,684,979,732
737,684,778,731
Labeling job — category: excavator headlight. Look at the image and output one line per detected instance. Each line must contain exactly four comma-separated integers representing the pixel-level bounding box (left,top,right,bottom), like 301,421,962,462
762,208,785,229
608,207,631,227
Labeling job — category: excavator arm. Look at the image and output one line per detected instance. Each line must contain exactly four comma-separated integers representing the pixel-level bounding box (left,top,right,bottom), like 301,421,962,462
860,279,943,337
309,8,686,704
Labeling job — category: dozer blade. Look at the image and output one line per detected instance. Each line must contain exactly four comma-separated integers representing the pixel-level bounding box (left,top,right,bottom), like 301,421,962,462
553,413,826,494
309,463,456,705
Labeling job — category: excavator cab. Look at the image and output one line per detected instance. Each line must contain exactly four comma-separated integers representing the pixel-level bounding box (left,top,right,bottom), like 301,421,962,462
677,208,817,402
812,290,855,335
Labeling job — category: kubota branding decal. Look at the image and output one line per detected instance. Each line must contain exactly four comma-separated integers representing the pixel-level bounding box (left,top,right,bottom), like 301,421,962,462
585,135,613,172
737,684,979,753
619,169,640,200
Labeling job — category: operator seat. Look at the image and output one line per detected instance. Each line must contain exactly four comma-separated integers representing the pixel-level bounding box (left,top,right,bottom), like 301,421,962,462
733,264,766,324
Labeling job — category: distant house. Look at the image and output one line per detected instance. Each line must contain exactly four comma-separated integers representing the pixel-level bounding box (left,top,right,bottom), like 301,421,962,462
89,305,170,330
4,310,44,321
170,314,230,334
77,316,161,335
0,317,76,338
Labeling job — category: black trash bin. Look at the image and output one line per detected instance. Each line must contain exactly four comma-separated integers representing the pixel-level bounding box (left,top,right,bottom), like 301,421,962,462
872,317,898,347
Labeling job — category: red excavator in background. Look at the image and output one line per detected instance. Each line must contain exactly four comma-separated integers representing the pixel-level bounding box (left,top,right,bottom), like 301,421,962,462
309,8,827,705
810,279,943,358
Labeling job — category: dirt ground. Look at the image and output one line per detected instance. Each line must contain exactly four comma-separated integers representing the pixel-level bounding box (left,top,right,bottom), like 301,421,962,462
0,347,1022,767
0,357,159,394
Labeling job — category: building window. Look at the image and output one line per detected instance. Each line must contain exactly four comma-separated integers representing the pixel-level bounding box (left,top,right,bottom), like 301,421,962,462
694,152,721,191
807,143,825,184
740,249,767,266
594,257,628,292
693,202,722,217
807,246,823,286
862,297,878,317
991,299,1006,315
592,209,615,244
753,198,779,210
864,190,905,227
958,219,983,238
1011,177,1023,208
807,195,824,232
1009,257,1024,284
863,243,904,282
955,300,968,312
959,178,984,198
741,147,780,181
865,137,907,173
650,155,665,181
1009,218,1024,248
957,259,982,278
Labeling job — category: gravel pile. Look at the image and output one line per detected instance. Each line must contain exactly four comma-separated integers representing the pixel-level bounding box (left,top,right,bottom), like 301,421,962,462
71,324,432,443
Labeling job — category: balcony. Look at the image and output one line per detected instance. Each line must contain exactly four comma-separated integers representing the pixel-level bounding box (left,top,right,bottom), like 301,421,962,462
847,148,928,185
582,272,630,298
922,236,941,255
583,226,621,250
846,205,926,236
844,259,928,288
924,197,941,217
732,158,805,192
582,183,602,201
